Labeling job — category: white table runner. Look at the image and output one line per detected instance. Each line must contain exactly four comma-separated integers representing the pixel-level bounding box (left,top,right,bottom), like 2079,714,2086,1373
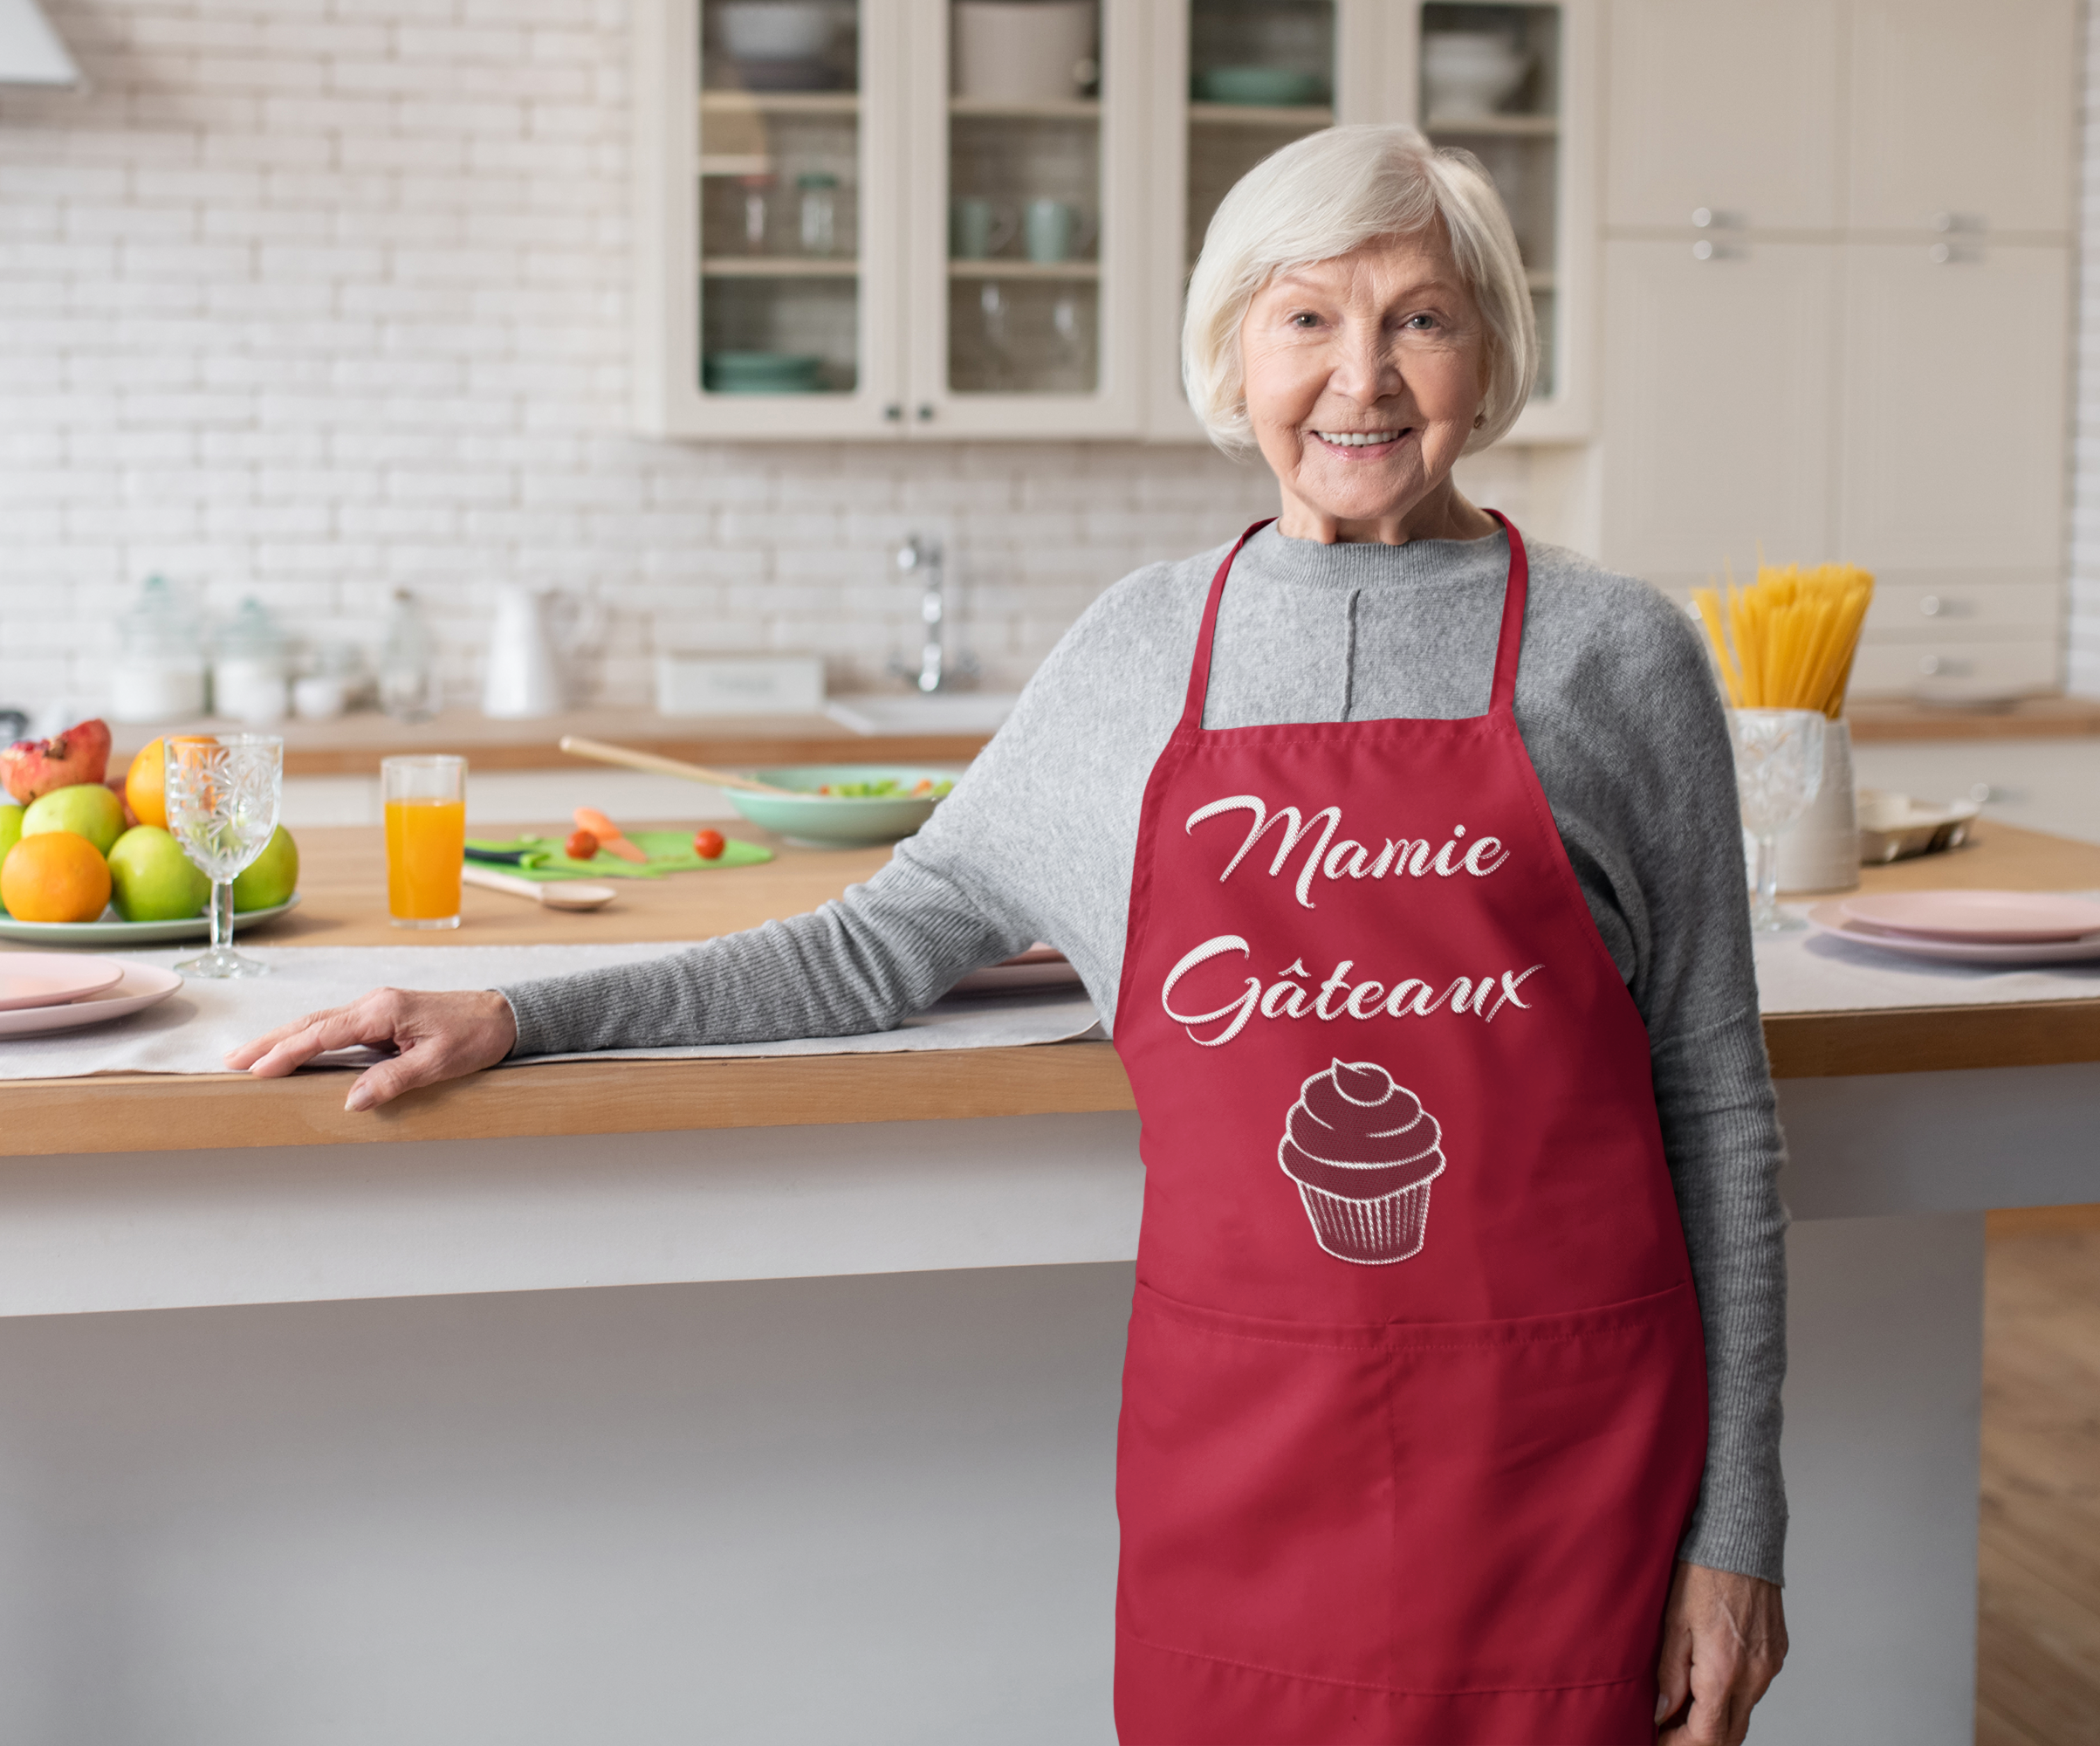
0,943,1102,1081
4,904,2097,1083
1753,895,2100,1014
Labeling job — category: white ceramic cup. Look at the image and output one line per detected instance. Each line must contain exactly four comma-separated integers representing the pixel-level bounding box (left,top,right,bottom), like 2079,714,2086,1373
1773,717,1862,894
953,0,1095,104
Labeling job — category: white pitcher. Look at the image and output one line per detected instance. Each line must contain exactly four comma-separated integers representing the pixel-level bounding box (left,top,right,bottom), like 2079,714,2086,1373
481,586,566,718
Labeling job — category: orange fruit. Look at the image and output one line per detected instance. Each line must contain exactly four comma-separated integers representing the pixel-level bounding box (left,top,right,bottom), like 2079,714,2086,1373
1,830,113,923
126,737,168,830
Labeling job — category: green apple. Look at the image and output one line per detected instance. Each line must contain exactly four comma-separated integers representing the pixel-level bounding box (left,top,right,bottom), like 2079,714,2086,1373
21,782,126,856
232,824,299,911
106,826,211,923
0,804,21,911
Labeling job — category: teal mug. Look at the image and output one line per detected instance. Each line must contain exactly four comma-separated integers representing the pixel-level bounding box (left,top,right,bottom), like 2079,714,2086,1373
950,196,1017,260
1024,198,1097,264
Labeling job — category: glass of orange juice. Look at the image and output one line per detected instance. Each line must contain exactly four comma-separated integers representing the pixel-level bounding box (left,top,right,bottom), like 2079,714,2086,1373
381,754,466,929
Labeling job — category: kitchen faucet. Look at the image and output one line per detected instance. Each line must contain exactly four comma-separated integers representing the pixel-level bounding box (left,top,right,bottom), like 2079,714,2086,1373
890,533,976,693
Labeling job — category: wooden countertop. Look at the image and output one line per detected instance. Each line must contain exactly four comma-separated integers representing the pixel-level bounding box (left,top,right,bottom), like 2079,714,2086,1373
1848,694,2100,742
3,821,2098,1157
106,707,995,778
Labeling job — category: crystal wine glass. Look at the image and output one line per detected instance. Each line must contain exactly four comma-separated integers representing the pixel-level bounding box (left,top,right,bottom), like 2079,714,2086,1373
163,734,285,978
1726,709,1826,934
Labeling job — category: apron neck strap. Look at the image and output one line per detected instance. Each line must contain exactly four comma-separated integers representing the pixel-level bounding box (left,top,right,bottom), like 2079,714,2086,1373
1484,509,1528,717
1177,512,1530,730
1178,518,1275,732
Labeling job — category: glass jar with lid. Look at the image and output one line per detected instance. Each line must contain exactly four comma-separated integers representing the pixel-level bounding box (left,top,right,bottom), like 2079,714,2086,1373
798,171,839,256
212,598,291,725
378,588,442,723
109,575,209,723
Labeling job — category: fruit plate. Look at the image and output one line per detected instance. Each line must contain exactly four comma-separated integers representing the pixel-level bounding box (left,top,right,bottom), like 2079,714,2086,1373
0,893,300,946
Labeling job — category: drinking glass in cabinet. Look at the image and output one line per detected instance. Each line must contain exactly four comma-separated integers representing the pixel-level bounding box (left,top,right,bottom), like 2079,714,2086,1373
698,0,861,395
1419,3,1560,396
947,0,1101,395
1184,2,1335,267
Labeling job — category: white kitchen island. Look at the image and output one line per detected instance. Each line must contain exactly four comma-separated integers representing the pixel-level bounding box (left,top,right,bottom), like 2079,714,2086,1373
0,824,2095,1745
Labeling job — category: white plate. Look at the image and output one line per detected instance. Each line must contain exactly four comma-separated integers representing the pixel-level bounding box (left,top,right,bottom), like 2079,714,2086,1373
0,962,185,1039
0,953,127,1011
1807,903,2100,965
0,894,299,946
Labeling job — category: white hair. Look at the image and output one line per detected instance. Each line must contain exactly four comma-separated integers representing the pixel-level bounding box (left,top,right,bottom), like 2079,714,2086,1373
1182,124,1538,457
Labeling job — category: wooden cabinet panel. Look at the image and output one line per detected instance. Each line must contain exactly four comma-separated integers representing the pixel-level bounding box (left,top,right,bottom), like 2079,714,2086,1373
1847,0,2076,235
1603,0,1843,231
1600,240,1837,576
1836,244,2069,571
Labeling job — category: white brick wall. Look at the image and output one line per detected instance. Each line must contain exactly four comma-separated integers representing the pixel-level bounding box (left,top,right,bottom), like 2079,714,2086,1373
0,0,1591,718
2072,0,2100,698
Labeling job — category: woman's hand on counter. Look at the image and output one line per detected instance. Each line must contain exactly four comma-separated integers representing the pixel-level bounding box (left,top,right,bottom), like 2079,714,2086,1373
226,988,519,1110
1654,1560,1788,1743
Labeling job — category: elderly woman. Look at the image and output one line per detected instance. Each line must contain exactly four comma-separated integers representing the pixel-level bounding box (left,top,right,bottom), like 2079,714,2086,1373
235,127,1788,1744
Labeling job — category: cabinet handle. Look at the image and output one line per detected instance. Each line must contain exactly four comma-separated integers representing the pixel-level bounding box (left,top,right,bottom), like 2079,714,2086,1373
1931,212,1954,233
1692,207,1713,228
1919,656,1943,676
883,402,902,422
1928,243,1952,265
916,402,935,422
1692,239,1719,261
1918,594,1942,617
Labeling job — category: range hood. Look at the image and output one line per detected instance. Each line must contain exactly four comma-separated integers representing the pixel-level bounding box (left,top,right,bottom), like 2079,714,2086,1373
0,0,80,87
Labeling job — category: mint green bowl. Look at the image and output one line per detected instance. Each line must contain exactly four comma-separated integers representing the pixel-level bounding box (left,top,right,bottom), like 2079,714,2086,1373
725,765,957,848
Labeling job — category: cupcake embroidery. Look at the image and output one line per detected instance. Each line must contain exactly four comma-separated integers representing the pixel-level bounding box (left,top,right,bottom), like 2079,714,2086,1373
1278,1060,1446,1266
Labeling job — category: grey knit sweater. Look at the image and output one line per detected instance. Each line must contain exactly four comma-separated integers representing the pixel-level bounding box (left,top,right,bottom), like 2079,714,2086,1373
502,525,1788,1585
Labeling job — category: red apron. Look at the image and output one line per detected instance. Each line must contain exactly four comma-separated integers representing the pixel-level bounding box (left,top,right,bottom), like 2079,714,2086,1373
1109,517,1708,1745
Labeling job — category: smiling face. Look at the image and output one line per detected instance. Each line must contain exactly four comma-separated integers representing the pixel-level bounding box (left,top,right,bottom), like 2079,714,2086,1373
1239,227,1497,545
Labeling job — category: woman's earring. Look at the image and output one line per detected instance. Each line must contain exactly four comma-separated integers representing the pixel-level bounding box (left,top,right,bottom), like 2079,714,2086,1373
1472,410,1486,429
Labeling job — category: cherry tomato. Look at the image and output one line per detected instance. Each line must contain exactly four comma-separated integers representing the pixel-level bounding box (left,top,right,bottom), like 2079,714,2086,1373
693,828,726,861
565,828,599,860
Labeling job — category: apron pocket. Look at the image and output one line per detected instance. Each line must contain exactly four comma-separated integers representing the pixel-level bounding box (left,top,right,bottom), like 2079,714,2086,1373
1117,1283,1403,1688
1116,1280,1706,1698
1378,1282,1707,1694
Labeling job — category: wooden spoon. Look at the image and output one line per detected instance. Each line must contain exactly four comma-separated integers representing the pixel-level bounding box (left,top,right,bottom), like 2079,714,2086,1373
558,735,804,796
461,863,619,911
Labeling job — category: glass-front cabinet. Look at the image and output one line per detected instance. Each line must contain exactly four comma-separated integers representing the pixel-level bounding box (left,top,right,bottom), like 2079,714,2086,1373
902,0,1146,433
1417,1,1589,436
633,0,1590,441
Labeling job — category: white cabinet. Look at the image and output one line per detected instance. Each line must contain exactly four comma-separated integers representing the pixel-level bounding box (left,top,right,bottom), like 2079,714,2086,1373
1599,240,1837,579
1602,0,1844,232
1144,0,1596,441
636,0,1601,443
1846,0,2077,236
634,0,1149,440
1598,0,2076,699
1142,0,1391,439
1836,243,2070,570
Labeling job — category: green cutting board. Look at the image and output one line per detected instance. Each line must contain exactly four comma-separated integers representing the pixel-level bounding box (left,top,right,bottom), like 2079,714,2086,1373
465,831,773,881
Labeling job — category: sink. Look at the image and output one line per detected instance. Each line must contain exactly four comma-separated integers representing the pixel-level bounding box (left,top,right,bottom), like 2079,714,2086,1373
825,692,1021,736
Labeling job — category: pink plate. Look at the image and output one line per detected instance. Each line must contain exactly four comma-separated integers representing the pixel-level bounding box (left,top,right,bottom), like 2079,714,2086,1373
0,963,185,1038
1807,904,2100,966
0,953,127,1012
1837,890,2100,944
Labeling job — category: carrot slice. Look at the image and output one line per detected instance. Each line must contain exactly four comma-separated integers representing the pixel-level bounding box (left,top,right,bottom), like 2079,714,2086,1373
573,805,649,863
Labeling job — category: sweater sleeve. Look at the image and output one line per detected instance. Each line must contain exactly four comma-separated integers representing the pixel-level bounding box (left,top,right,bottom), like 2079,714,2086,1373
498,849,1029,1055
497,703,1062,1057
1524,574,1790,1585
